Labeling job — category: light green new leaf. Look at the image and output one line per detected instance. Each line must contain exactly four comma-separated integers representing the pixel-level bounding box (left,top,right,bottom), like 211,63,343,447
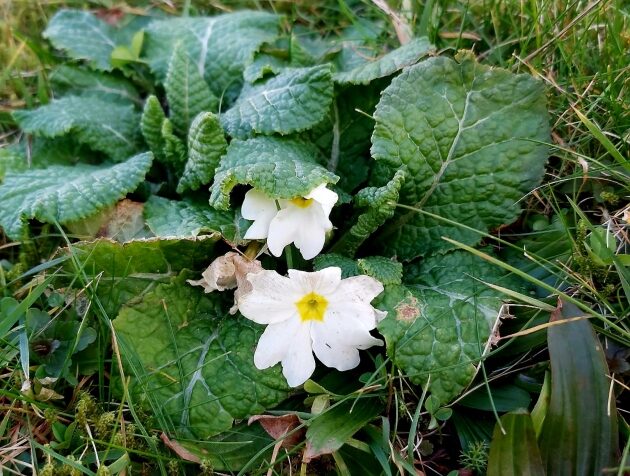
140,95,166,163
50,65,141,105
145,196,235,241
13,96,142,162
371,54,550,260
177,112,227,193
162,119,187,168
64,237,220,317
333,169,405,256
44,10,117,71
333,37,433,85
143,12,281,99
114,274,290,438
377,250,518,404
209,136,338,210
0,152,152,240
221,65,333,138
165,46,219,136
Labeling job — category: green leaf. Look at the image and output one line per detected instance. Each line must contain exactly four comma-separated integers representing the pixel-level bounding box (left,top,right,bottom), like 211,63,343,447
0,152,152,240
487,411,545,476
143,12,281,99
304,398,382,461
63,237,221,316
313,254,360,278
177,112,227,194
13,96,142,162
144,196,235,241
538,300,618,475
357,256,402,286
209,136,338,210
333,169,405,256
221,65,334,138
44,10,117,71
165,46,219,136
377,250,518,404
50,65,141,105
140,95,166,163
162,119,187,168
333,37,433,85
371,54,550,260
0,146,27,181
459,384,532,412
243,54,287,83
113,274,290,438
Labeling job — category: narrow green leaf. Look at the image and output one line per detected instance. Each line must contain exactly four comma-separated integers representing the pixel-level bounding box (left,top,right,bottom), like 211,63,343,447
332,169,405,256
140,95,166,163
165,46,219,136
177,112,227,193
209,136,338,210
162,119,187,168
0,153,153,240
221,65,334,138
487,411,545,476
538,300,618,475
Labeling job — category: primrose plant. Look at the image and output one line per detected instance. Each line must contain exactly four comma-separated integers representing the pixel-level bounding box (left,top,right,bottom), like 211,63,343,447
0,6,549,466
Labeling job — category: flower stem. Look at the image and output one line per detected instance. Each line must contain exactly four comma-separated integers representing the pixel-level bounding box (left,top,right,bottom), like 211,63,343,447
285,245,294,270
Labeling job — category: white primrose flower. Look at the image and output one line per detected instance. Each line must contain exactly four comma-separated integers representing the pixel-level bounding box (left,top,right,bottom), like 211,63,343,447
240,184,338,260
238,266,385,387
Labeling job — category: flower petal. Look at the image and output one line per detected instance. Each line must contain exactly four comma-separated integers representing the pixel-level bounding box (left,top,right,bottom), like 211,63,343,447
293,205,331,260
266,207,301,257
242,189,278,239
306,184,338,217
238,270,301,324
280,322,316,387
288,267,341,295
311,341,360,371
328,275,384,306
253,317,302,369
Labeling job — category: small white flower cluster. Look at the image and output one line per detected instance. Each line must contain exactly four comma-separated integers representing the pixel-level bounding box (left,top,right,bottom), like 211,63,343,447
241,184,338,260
189,183,386,387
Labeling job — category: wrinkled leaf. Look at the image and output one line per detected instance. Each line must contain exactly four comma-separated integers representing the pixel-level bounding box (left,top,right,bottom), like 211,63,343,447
114,274,290,438
378,250,519,404
221,65,333,138
0,153,152,240
144,196,235,240
333,37,433,85
141,95,167,163
13,96,142,162
209,136,338,210
165,46,219,136
50,65,140,104
371,53,549,260
177,112,227,193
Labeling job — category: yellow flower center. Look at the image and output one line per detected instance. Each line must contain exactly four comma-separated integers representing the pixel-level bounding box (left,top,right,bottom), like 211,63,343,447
290,197,314,208
295,292,328,322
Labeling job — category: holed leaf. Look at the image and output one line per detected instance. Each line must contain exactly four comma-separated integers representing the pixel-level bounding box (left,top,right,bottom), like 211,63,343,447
165,46,219,136
209,136,338,210
0,153,152,240
145,196,235,241
113,274,290,438
221,65,334,138
333,37,433,85
143,12,281,99
377,250,518,404
13,96,142,162
44,10,117,71
371,53,550,260
177,112,227,193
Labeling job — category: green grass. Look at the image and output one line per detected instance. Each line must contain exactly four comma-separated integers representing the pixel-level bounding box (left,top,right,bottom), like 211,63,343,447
1,0,629,474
